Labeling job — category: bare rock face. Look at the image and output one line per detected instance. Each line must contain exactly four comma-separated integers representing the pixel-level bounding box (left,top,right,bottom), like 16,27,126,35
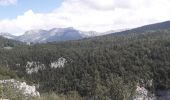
133,86,149,100
133,85,155,100
0,79,40,98
25,57,67,74
26,61,45,74
50,57,67,68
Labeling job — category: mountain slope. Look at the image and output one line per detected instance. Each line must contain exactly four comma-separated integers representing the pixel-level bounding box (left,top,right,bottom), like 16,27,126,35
0,36,23,48
1,21,170,99
16,29,48,43
16,27,98,43
0,32,16,39
109,21,170,35
46,27,86,42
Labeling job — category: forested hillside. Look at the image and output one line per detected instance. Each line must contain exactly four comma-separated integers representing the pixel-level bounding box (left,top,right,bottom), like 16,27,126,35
0,36,23,48
0,28,170,99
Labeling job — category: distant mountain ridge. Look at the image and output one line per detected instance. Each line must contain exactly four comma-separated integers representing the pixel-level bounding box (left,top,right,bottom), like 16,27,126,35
0,28,127,43
0,27,119,43
0,32,16,39
110,21,170,35
1,21,170,43
5,27,102,43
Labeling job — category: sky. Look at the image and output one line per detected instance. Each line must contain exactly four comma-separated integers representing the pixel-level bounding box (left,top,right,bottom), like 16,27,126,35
0,0,170,35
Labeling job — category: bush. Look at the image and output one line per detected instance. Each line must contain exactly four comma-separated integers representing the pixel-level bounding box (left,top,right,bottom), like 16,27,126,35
34,91,83,100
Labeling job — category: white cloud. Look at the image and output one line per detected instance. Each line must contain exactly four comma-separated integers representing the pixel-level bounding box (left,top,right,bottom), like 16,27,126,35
0,0,170,35
0,0,17,6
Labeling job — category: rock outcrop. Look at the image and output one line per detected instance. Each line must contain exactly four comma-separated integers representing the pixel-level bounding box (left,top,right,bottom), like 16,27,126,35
0,79,40,98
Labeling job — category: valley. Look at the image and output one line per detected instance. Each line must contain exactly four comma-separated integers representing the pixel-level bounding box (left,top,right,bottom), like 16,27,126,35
0,21,170,99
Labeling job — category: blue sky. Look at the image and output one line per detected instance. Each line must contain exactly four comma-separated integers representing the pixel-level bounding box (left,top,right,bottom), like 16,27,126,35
0,0,63,19
0,0,170,35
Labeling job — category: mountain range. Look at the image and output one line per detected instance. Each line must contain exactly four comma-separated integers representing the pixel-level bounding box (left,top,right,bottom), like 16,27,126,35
1,21,170,44
16,27,92,43
0,27,125,43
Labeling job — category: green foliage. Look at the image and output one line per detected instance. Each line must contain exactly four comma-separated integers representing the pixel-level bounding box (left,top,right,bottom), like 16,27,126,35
109,77,135,100
0,36,23,48
1,30,170,99
0,65,18,80
34,91,83,100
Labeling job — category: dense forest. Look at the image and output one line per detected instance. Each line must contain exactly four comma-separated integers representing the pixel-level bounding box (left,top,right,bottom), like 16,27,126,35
0,36,23,48
0,24,170,99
